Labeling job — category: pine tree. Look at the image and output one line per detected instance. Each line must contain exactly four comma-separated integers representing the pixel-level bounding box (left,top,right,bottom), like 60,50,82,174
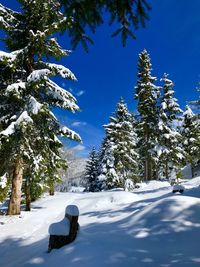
157,74,184,179
134,49,161,180
105,98,139,184
182,105,200,178
190,83,200,111
85,147,99,192
98,98,139,189
60,0,151,50
0,1,81,215
97,136,119,189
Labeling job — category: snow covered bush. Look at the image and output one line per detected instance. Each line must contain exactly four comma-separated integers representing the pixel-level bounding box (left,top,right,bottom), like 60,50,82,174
124,179,135,192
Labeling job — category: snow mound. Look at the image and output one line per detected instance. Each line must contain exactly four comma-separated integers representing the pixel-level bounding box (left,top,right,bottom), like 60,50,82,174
69,186,85,193
137,180,170,191
91,191,141,209
183,176,200,189
108,191,141,204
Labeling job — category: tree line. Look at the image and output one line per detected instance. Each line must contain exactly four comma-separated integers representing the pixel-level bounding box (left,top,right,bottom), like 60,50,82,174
85,50,200,192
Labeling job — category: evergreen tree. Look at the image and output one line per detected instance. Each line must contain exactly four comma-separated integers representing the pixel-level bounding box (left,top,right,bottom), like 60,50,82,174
85,147,99,192
0,1,80,215
190,83,200,111
97,136,119,189
61,0,151,50
182,105,200,178
134,49,161,180
157,74,184,179
98,98,139,189
105,98,139,184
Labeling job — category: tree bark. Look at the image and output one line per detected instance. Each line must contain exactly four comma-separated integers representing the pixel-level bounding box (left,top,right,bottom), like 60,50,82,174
191,163,195,178
49,186,55,196
144,158,148,180
147,156,152,180
7,158,23,215
25,178,31,211
165,161,169,179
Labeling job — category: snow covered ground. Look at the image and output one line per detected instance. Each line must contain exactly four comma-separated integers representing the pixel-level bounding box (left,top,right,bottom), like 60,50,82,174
0,178,200,267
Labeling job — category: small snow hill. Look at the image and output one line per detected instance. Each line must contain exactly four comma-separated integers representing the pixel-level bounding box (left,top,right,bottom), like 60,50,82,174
0,177,200,267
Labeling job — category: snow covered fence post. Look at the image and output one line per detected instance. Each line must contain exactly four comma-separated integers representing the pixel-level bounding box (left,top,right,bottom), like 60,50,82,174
48,205,79,252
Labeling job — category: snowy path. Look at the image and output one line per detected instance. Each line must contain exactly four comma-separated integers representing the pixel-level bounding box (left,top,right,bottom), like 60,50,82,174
0,193,80,267
0,179,200,267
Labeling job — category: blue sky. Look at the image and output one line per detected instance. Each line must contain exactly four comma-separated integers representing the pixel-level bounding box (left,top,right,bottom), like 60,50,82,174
1,0,200,157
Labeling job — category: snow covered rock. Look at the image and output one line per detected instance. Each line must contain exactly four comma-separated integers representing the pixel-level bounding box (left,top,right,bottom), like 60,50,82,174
172,184,185,193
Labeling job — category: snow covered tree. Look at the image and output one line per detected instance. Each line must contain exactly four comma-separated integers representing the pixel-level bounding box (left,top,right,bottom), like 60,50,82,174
85,147,99,192
134,49,161,180
97,137,119,189
157,74,184,179
0,1,81,215
181,105,200,178
105,98,139,184
190,83,200,112
98,98,139,189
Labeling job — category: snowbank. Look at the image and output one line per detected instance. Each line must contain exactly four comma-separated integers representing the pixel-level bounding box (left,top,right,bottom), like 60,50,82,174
0,178,200,267
136,180,171,191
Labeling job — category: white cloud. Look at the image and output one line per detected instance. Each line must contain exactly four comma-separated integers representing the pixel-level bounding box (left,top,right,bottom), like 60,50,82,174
72,144,86,151
71,121,87,127
76,90,85,97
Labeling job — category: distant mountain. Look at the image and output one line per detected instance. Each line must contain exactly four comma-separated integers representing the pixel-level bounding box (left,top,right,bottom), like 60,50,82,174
56,157,87,192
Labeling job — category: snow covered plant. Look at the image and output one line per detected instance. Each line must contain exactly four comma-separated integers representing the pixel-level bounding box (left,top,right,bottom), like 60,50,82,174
134,49,161,180
98,98,139,189
134,51,184,181
84,147,99,192
0,1,81,215
124,179,134,192
181,105,200,178
156,74,184,179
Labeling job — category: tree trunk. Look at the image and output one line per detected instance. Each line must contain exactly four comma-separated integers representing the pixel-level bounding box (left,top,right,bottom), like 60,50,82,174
49,186,55,196
7,158,23,215
144,158,148,180
154,164,159,180
191,163,195,178
148,156,152,180
165,161,169,179
25,178,31,211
